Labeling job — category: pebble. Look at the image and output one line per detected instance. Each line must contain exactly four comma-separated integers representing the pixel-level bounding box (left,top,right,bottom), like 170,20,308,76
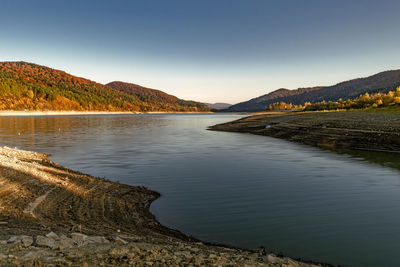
114,236,128,245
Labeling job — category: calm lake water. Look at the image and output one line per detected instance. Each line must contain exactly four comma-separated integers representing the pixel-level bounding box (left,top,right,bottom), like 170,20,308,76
1,114,400,267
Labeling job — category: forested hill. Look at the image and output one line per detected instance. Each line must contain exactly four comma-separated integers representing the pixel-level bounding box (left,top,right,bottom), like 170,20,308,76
227,70,400,112
227,87,323,112
106,81,209,111
0,62,210,112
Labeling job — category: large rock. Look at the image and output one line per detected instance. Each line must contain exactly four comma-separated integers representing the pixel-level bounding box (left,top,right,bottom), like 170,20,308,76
35,235,56,249
55,235,74,250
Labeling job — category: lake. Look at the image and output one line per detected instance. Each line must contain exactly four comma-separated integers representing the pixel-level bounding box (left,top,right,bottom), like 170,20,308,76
1,114,400,267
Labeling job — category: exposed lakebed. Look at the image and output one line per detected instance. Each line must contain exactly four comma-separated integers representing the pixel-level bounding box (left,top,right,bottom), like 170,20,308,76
0,114,400,267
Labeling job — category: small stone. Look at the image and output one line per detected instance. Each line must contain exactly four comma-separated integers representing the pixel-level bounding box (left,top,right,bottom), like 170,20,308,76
0,240,6,245
7,236,19,244
287,258,300,267
266,254,283,264
20,235,33,247
114,236,128,245
5,235,33,246
46,232,59,240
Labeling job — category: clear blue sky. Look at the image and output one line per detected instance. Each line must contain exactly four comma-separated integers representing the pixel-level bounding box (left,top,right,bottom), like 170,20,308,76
1,0,399,104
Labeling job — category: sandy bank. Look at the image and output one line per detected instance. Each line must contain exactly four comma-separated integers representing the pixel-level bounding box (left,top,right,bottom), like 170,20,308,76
0,146,322,266
210,110,400,153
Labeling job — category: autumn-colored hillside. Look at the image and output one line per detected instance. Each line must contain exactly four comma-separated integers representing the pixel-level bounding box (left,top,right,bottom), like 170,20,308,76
0,62,210,112
106,81,179,102
106,81,209,112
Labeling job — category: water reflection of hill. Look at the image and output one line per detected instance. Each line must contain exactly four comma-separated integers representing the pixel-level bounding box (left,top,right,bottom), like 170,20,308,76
0,115,167,153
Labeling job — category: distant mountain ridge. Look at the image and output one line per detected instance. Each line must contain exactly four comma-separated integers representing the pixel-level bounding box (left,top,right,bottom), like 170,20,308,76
227,70,400,112
204,102,232,110
0,62,210,112
227,87,324,112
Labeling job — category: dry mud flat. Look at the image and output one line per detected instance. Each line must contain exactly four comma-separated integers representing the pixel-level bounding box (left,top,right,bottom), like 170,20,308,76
210,111,400,153
0,147,322,266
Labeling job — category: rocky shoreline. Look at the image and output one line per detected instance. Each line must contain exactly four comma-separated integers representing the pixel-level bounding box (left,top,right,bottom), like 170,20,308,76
0,146,323,266
209,110,400,153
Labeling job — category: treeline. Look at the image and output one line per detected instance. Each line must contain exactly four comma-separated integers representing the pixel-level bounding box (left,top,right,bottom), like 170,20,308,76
304,87,400,111
0,62,210,112
264,87,400,112
0,70,139,111
265,102,303,111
